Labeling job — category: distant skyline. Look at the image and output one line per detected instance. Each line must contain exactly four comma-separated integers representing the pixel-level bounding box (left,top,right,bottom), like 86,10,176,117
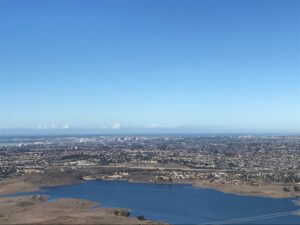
0,0,300,134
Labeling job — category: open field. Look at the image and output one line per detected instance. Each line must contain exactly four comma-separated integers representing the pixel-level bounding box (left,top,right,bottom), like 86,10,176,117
0,195,165,224
192,180,300,198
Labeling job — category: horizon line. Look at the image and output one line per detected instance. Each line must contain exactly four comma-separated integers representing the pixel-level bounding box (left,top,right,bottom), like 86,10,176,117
0,128,300,137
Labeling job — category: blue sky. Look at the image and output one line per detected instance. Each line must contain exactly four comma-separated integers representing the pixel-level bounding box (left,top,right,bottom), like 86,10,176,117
0,0,299,133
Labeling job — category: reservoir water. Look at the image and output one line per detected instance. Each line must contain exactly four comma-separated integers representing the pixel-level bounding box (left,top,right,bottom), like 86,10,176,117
5,180,300,224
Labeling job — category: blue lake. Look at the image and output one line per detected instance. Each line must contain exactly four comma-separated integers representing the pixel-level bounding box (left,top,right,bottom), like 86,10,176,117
4,180,300,224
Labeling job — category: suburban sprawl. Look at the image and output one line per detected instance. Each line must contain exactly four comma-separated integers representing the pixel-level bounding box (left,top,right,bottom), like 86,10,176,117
0,135,300,198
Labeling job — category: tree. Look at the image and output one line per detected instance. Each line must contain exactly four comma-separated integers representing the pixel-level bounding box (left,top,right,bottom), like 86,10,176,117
283,187,290,192
137,215,145,221
293,186,300,192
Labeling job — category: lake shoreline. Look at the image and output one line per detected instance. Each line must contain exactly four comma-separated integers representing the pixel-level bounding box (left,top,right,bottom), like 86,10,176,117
1,178,300,225
1,176,300,224
1,172,300,199
83,176,300,199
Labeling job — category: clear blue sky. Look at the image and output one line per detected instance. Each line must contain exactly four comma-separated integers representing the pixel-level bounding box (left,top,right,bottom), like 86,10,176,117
0,0,299,133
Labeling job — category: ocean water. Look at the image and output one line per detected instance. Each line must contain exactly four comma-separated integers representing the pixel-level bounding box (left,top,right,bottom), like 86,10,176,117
4,180,300,224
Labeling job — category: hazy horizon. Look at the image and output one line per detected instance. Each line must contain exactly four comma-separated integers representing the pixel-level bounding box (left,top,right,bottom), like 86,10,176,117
1,127,300,136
